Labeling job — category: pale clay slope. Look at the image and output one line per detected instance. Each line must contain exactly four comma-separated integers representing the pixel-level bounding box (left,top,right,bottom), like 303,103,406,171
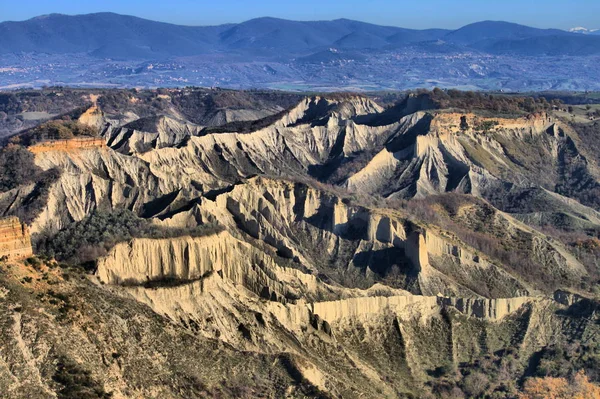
104,115,204,155
30,97,585,234
26,97,588,291
346,112,558,197
28,96,397,232
95,174,585,302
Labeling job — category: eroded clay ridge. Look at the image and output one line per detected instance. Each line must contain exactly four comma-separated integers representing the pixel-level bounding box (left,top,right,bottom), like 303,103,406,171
95,230,541,326
189,176,581,296
24,96,595,240
310,295,536,322
96,230,321,303
0,216,32,259
92,173,585,301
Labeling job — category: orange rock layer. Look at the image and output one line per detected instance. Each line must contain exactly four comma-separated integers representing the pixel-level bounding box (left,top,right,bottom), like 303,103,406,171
0,217,33,260
28,137,105,154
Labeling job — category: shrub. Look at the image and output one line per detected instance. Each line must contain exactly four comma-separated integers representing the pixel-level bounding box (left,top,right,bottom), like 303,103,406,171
16,120,98,146
0,144,42,192
25,256,42,269
519,370,600,399
533,342,600,383
461,372,489,398
411,89,556,115
52,357,112,399
474,120,499,133
0,93,22,114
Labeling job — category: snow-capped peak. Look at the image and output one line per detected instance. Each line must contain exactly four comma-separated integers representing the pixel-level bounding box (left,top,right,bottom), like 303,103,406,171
570,27,599,34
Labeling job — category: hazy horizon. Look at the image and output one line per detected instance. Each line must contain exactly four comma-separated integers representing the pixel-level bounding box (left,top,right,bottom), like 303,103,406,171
1,0,599,30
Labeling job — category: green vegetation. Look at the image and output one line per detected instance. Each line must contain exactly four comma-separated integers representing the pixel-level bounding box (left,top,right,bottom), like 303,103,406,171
417,88,561,115
403,194,571,291
36,208,223,267
555,103,600,124
202,107,292,134
32,120,98,139
0,144,44,191
0,144,61,223
0,93,23,115
474,119,499,133
572,121,600,163
535,91,600,105
52,356,112,399
422,311,600,399
533,341,600,382
12,119,98,146
169,88,303,125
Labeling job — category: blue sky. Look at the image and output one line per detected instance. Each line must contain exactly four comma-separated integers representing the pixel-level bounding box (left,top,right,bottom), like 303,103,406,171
1,0,599,29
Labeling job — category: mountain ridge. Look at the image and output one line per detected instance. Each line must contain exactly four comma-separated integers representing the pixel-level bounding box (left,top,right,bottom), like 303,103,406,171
2,13,600,90
1,12,597,59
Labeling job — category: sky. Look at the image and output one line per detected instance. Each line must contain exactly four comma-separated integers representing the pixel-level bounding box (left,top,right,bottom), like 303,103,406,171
1,0,599,30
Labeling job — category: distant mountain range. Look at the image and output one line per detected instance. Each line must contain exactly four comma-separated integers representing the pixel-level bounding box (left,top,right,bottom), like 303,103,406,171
1,13,600,91
1,13,600,59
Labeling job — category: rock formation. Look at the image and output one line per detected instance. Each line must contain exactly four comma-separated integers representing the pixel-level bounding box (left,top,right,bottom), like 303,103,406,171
27,137,106,154
0,217,32,259
1,92,600,398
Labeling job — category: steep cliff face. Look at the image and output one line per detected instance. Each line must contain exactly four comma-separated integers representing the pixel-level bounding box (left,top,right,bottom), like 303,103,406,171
96,231,326,304
345,112,576,199
25,98,599,241
22,96,395,231
30,141,176,233
137,98,405,192
0,217,32,259
179,177,552,297
103,115,204,155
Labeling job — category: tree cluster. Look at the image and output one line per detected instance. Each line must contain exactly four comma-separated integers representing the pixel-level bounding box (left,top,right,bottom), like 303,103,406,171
0,144,44,192
52,356,112,399
416,88,562,114
16,120,98,145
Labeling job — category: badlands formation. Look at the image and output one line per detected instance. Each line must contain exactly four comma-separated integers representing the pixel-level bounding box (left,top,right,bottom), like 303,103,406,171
0,92,599,398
